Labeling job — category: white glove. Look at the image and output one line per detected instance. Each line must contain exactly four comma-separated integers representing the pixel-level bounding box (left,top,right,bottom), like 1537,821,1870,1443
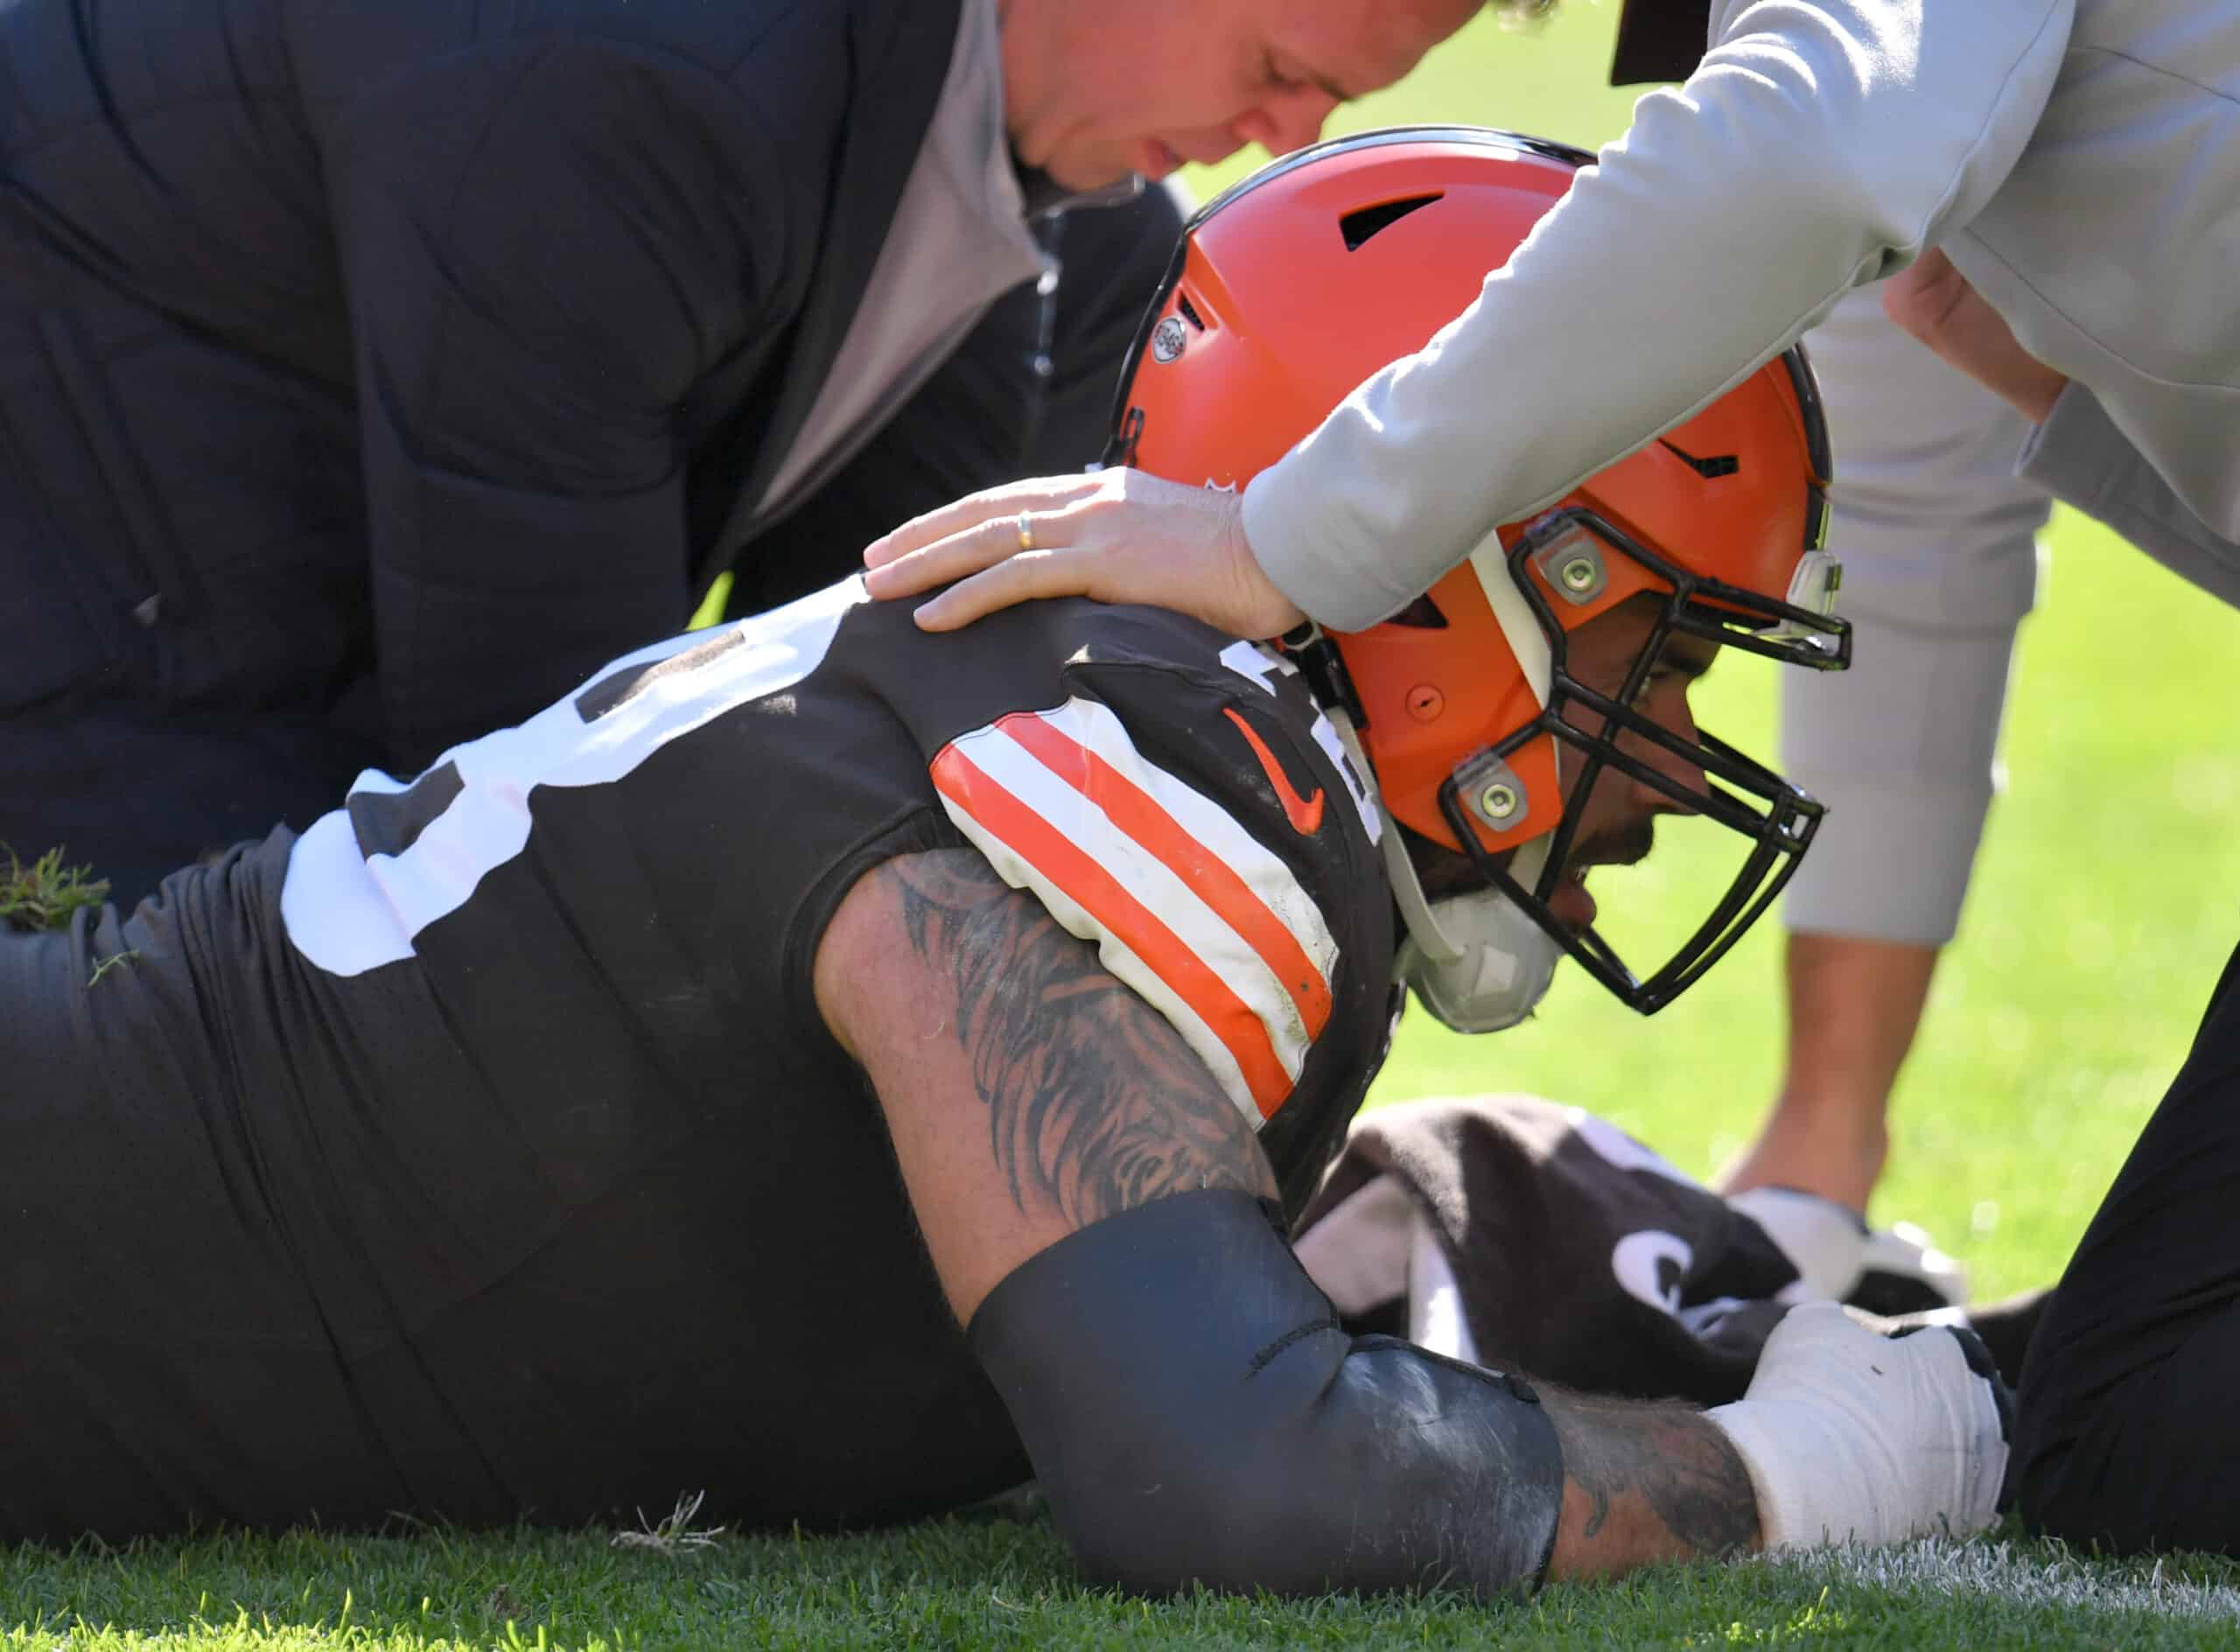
1708,1302,2012,1551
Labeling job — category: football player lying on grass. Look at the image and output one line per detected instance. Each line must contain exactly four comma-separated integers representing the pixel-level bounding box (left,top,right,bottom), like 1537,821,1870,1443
0,131,2007,1592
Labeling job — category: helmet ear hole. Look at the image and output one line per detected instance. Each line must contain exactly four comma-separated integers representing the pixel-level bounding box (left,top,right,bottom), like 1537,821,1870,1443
1339,192,1444,251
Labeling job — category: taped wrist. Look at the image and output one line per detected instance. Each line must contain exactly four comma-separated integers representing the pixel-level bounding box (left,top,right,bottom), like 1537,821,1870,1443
968,1188,1565,1599
1706,1305,2012,1551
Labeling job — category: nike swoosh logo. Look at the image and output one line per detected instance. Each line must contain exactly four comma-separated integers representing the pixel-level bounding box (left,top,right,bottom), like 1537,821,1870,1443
1225,707,1325,836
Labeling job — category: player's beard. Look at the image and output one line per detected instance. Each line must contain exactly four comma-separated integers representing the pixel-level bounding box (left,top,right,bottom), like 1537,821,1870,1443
1564,812,1657,886
1401,809,1657,912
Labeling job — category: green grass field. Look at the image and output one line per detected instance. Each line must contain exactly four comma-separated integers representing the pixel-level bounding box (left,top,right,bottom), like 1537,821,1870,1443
15,4,2240,1646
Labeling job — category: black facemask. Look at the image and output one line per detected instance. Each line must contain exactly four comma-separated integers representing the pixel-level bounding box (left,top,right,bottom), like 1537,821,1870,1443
1437,506,1850,1014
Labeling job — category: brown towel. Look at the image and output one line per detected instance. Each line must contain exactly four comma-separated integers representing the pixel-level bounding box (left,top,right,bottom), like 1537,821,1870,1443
1294,1095,1970,1406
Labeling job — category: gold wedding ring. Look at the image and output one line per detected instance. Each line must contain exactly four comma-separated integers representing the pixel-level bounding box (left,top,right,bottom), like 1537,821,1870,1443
1016,512,1035,553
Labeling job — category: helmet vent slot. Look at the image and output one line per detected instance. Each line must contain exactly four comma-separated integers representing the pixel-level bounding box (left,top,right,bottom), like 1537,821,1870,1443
1175,293,1208,331
1340,193,1443,251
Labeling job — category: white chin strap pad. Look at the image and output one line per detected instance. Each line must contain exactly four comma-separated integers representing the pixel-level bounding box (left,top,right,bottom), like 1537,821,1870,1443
1325,703,1564,1036
1393,837,1562,1033
1395,882,1563,1033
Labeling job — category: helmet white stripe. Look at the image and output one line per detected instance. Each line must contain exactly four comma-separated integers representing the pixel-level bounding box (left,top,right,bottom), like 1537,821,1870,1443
1466,527,1553,711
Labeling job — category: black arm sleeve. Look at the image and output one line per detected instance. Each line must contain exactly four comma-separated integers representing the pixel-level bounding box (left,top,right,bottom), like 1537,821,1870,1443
324,38,795,766
970,1189,1566,1599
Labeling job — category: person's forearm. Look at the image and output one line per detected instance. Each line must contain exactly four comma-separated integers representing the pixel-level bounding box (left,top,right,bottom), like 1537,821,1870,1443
1543,1388,1761,1578
836,848,2000,1597
1242,0,2072,631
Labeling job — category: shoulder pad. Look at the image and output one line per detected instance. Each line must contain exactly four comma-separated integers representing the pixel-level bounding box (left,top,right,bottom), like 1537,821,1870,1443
930,689,1346,1127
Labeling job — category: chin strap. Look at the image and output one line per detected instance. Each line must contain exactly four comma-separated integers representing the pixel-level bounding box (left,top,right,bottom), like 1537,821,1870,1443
1328,704,1562,1032
1326,704,1462,963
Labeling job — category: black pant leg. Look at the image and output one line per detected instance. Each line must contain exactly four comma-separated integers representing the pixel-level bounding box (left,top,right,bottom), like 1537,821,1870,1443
720,185,1183,619
2012,939,2240,1555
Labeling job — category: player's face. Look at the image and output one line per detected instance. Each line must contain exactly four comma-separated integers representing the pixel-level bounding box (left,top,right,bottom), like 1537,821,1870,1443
1539,595,1718,930
1001,0,1480,192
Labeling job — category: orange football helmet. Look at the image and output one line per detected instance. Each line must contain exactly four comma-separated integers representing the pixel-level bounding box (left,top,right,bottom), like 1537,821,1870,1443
1107,127,1849,1020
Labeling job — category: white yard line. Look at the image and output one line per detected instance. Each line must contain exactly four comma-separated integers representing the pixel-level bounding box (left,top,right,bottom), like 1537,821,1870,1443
1767,1536,2240,1623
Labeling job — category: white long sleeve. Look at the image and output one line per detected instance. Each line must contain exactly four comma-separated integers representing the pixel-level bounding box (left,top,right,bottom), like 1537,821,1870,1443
1242,0,2074,631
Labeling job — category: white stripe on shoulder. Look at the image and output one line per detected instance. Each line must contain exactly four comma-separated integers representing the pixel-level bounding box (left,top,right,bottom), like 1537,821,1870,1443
942,804,1259,1117
971,717,1320,1074
1040,696,1338,986
931,695,1340,1124
282,578,867,976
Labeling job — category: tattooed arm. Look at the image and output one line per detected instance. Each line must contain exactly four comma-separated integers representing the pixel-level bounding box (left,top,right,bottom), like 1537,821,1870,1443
816,848,1767,1585
814,847,1275,1321
1541,1388,1761,1576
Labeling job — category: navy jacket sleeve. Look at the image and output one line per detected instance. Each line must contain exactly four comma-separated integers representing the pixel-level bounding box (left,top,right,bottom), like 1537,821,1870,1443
321,35,809,766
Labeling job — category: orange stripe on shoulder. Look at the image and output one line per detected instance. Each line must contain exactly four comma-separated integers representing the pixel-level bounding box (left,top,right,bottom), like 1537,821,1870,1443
995,711,1333,1040
930,744,1293,1117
